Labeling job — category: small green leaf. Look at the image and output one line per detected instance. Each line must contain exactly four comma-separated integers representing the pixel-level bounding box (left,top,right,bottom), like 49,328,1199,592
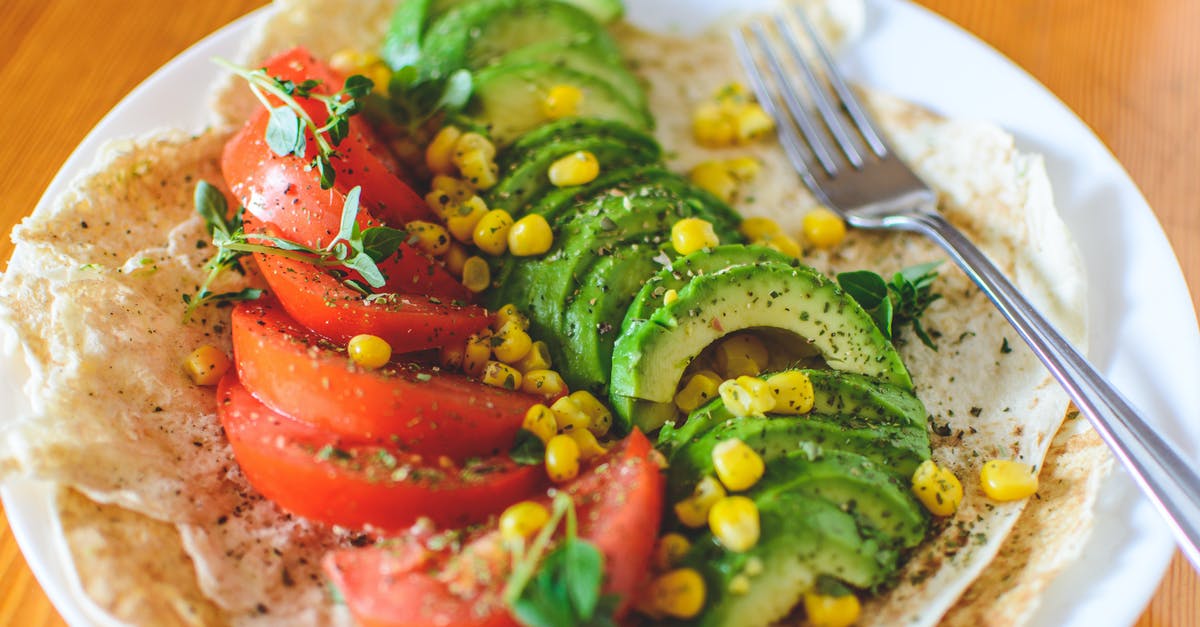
336,186,363,244
509,429,546,466
562,540,604,617
343,253,387,288
361,227,408,262
194,181,230,237
837,270,888,309
266,106,305,157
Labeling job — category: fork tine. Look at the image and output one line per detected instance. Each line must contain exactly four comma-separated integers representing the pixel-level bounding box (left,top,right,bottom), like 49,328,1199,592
771,13,865,168
743,22,841,177
791,4,888,157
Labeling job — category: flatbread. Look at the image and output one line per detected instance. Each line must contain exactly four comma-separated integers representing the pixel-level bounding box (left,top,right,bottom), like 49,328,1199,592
0,0,1108,625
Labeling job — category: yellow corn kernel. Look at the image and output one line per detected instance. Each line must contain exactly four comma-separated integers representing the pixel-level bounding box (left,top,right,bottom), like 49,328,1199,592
455,131,497,160
739,216,782,241
568,390,612,437
911,459,963,517
499,500,550,542
514,340,552,372
183,345,231,386
443,242,469,276
802,207,847,249
713,334,768,379
445,195,489,243
425,126,463,176
663,289,679,306
718,376,776,417
693,102,736,148
674,476,727,528
425,189,457,216
715,82,749,104
406,220,451,256
507,214,554,256
456,150,499,190
689,161,738,203
804,592,861,627
733,103,775,143
521,369,567,398
523,404,558,444
674,370,722,413
439,343,465,370
550,395,591,434
545,434,581,482
708,495,760,552
759,232,803,259
432,175,476,203
671,217,720,256
492,320,533,364
347,334,393,370
766,370,815,415
548,150,600,187
645,568,706,619
712,438,765,492
728,575,751,595
473,209,514,256
461,256,491,293
463,331,493,377
568,427,607,460
980,460,1039,501
653,533,692,571
493,303,529,331
481,360,522,390
543,84,584,119
725,156,761,181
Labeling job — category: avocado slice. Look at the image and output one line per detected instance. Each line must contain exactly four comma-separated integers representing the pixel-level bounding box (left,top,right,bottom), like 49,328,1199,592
609,261,914,424
465,61,652,145
432,0,623,24
501,119,661,171
494,42,647,112
488,134,661,217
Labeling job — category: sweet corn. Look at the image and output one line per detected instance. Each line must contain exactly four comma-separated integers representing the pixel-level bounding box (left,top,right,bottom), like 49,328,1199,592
718,376,777,417
568,390,612,437
733,104,774,142
347,334,392,370
406,220,451,256
445,196,489,243
725,156,761,181
455,131,497,160
493,303,530,330
521,369,567,398
739,216,782,241
568,427,607,460
713,334,768,379
463,331,493,377
911,459,963,517
432,175,476,203
804,592,861,627
543,84,584,119
766,370,815,415
507,214,554,256
759,232,803,259
425,126,462,176
693,102,737,148
712,438,765,491
671,218,720,255
802,207,847,249
461,256,491,293
708,495,760,552
443,242,469,276
653,533,692,570
545,434,581,482
663,288,679,306
547,150,600,187
492,320,533,364
674,476,727,528
183,345,231,386
481,360,522,390
514,340,552,372
439,343,465,370
674,370,723,413
645,568,706,619
689,161,738,203
728,575,751,595
455,148,499,190
425,189,457,216
522,404,559,444
980,460,1039,501
500,500,550,542
550,395,591,434
473,209,514,256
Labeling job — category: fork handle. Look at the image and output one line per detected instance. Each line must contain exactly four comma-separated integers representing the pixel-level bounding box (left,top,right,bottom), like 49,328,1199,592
900,210,1200,570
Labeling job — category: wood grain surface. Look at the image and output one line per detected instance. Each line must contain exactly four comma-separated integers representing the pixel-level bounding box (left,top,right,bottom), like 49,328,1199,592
0,0,1196,625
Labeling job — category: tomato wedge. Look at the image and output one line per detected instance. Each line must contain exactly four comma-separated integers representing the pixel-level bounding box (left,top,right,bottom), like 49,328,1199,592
218,373,545,531
323,430,665,627
232,298,533,458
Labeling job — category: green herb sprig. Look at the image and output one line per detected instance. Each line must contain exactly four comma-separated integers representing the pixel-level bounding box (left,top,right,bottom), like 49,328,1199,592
216,58,374,189
837,261,943,350
182,182,263,321
385,65,473,132
504,494,617,627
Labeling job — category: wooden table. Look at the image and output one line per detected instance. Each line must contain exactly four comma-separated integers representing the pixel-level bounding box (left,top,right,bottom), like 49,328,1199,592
0,0,1196,624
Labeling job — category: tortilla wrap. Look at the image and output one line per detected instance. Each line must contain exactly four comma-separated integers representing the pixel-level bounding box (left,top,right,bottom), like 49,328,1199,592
0,0,1106,624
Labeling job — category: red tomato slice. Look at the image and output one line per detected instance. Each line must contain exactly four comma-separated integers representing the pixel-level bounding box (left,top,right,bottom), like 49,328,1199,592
218,373,545,531
252,249,488,351
323,430,665,627
232,298,532,458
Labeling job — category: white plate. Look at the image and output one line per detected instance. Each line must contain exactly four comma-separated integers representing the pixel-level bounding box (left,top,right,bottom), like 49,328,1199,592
4,1,1197,625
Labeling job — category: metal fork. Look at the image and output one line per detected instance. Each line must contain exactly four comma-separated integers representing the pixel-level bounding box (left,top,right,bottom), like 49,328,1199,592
734,6,1200,570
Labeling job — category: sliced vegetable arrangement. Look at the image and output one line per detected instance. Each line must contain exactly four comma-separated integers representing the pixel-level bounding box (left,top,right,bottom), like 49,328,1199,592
177,0,1045,625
